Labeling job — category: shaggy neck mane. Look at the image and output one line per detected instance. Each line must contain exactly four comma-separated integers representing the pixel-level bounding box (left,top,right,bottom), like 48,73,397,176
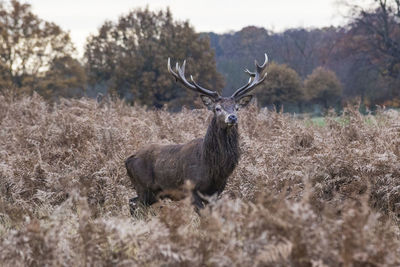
202,116,239,184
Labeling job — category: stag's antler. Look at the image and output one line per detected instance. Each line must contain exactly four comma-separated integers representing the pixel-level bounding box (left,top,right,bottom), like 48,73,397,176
168,58,220,99
231,53,268,98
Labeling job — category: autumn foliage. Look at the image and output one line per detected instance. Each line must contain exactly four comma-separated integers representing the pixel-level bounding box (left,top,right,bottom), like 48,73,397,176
256,62,303,110
0,1,85,98
304,67,342,108
84,8,224,109
4,0,400,110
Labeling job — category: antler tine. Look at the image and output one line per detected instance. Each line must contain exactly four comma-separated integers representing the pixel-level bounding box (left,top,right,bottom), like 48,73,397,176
233,77,253,96
168,58,195,89
167,58,179,81
244,69,256,77
167,58,219,98
232,53,268,98
190,75,219,98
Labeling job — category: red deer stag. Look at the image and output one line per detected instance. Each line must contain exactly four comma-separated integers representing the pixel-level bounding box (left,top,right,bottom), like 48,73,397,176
126,54,268,213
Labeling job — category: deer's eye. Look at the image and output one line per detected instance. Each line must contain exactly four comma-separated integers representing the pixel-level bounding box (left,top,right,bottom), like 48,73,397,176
215,107,221,112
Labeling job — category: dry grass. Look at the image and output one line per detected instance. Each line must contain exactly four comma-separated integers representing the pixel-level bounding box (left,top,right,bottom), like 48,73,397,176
0,93,399,266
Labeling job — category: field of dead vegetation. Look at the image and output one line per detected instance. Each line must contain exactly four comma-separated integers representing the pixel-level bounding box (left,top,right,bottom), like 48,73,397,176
0,93,399,266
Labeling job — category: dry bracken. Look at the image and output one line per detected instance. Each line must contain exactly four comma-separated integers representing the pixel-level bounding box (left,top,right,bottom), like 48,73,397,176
0,93,399,266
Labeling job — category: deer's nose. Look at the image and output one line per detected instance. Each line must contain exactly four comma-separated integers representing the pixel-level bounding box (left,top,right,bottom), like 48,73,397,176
228,114,237,124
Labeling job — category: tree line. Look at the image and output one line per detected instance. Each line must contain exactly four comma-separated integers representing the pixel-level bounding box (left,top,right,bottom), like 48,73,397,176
1,0,399,112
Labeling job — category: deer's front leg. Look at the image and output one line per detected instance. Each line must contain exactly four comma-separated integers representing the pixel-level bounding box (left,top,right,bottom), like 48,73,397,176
192,191,205,213
129,197,139,215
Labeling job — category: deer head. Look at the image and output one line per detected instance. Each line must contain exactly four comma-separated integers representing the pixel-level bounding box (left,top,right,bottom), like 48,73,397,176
167,54,268,127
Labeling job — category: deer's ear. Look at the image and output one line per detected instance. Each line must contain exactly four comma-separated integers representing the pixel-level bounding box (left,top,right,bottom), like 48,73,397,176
236,95,253,108
200,95,215,110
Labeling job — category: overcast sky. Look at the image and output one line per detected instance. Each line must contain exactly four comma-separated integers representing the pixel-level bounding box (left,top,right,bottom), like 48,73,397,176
26,0,352,57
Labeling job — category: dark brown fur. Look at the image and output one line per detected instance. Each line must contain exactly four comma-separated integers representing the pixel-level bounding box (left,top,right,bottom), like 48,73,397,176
126,54,267,212
125,114,239,210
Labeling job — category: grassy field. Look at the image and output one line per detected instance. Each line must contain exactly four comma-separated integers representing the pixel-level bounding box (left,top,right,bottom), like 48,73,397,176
0,94,399,266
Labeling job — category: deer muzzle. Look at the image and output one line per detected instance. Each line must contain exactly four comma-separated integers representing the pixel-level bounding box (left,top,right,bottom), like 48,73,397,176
226,114,238,125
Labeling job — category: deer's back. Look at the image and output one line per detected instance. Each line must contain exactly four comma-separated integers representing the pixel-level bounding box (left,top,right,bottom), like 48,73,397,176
125,138,204,192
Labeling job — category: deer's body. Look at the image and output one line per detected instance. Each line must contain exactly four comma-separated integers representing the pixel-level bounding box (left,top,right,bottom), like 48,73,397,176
126,113,239,208
126,54,268,212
